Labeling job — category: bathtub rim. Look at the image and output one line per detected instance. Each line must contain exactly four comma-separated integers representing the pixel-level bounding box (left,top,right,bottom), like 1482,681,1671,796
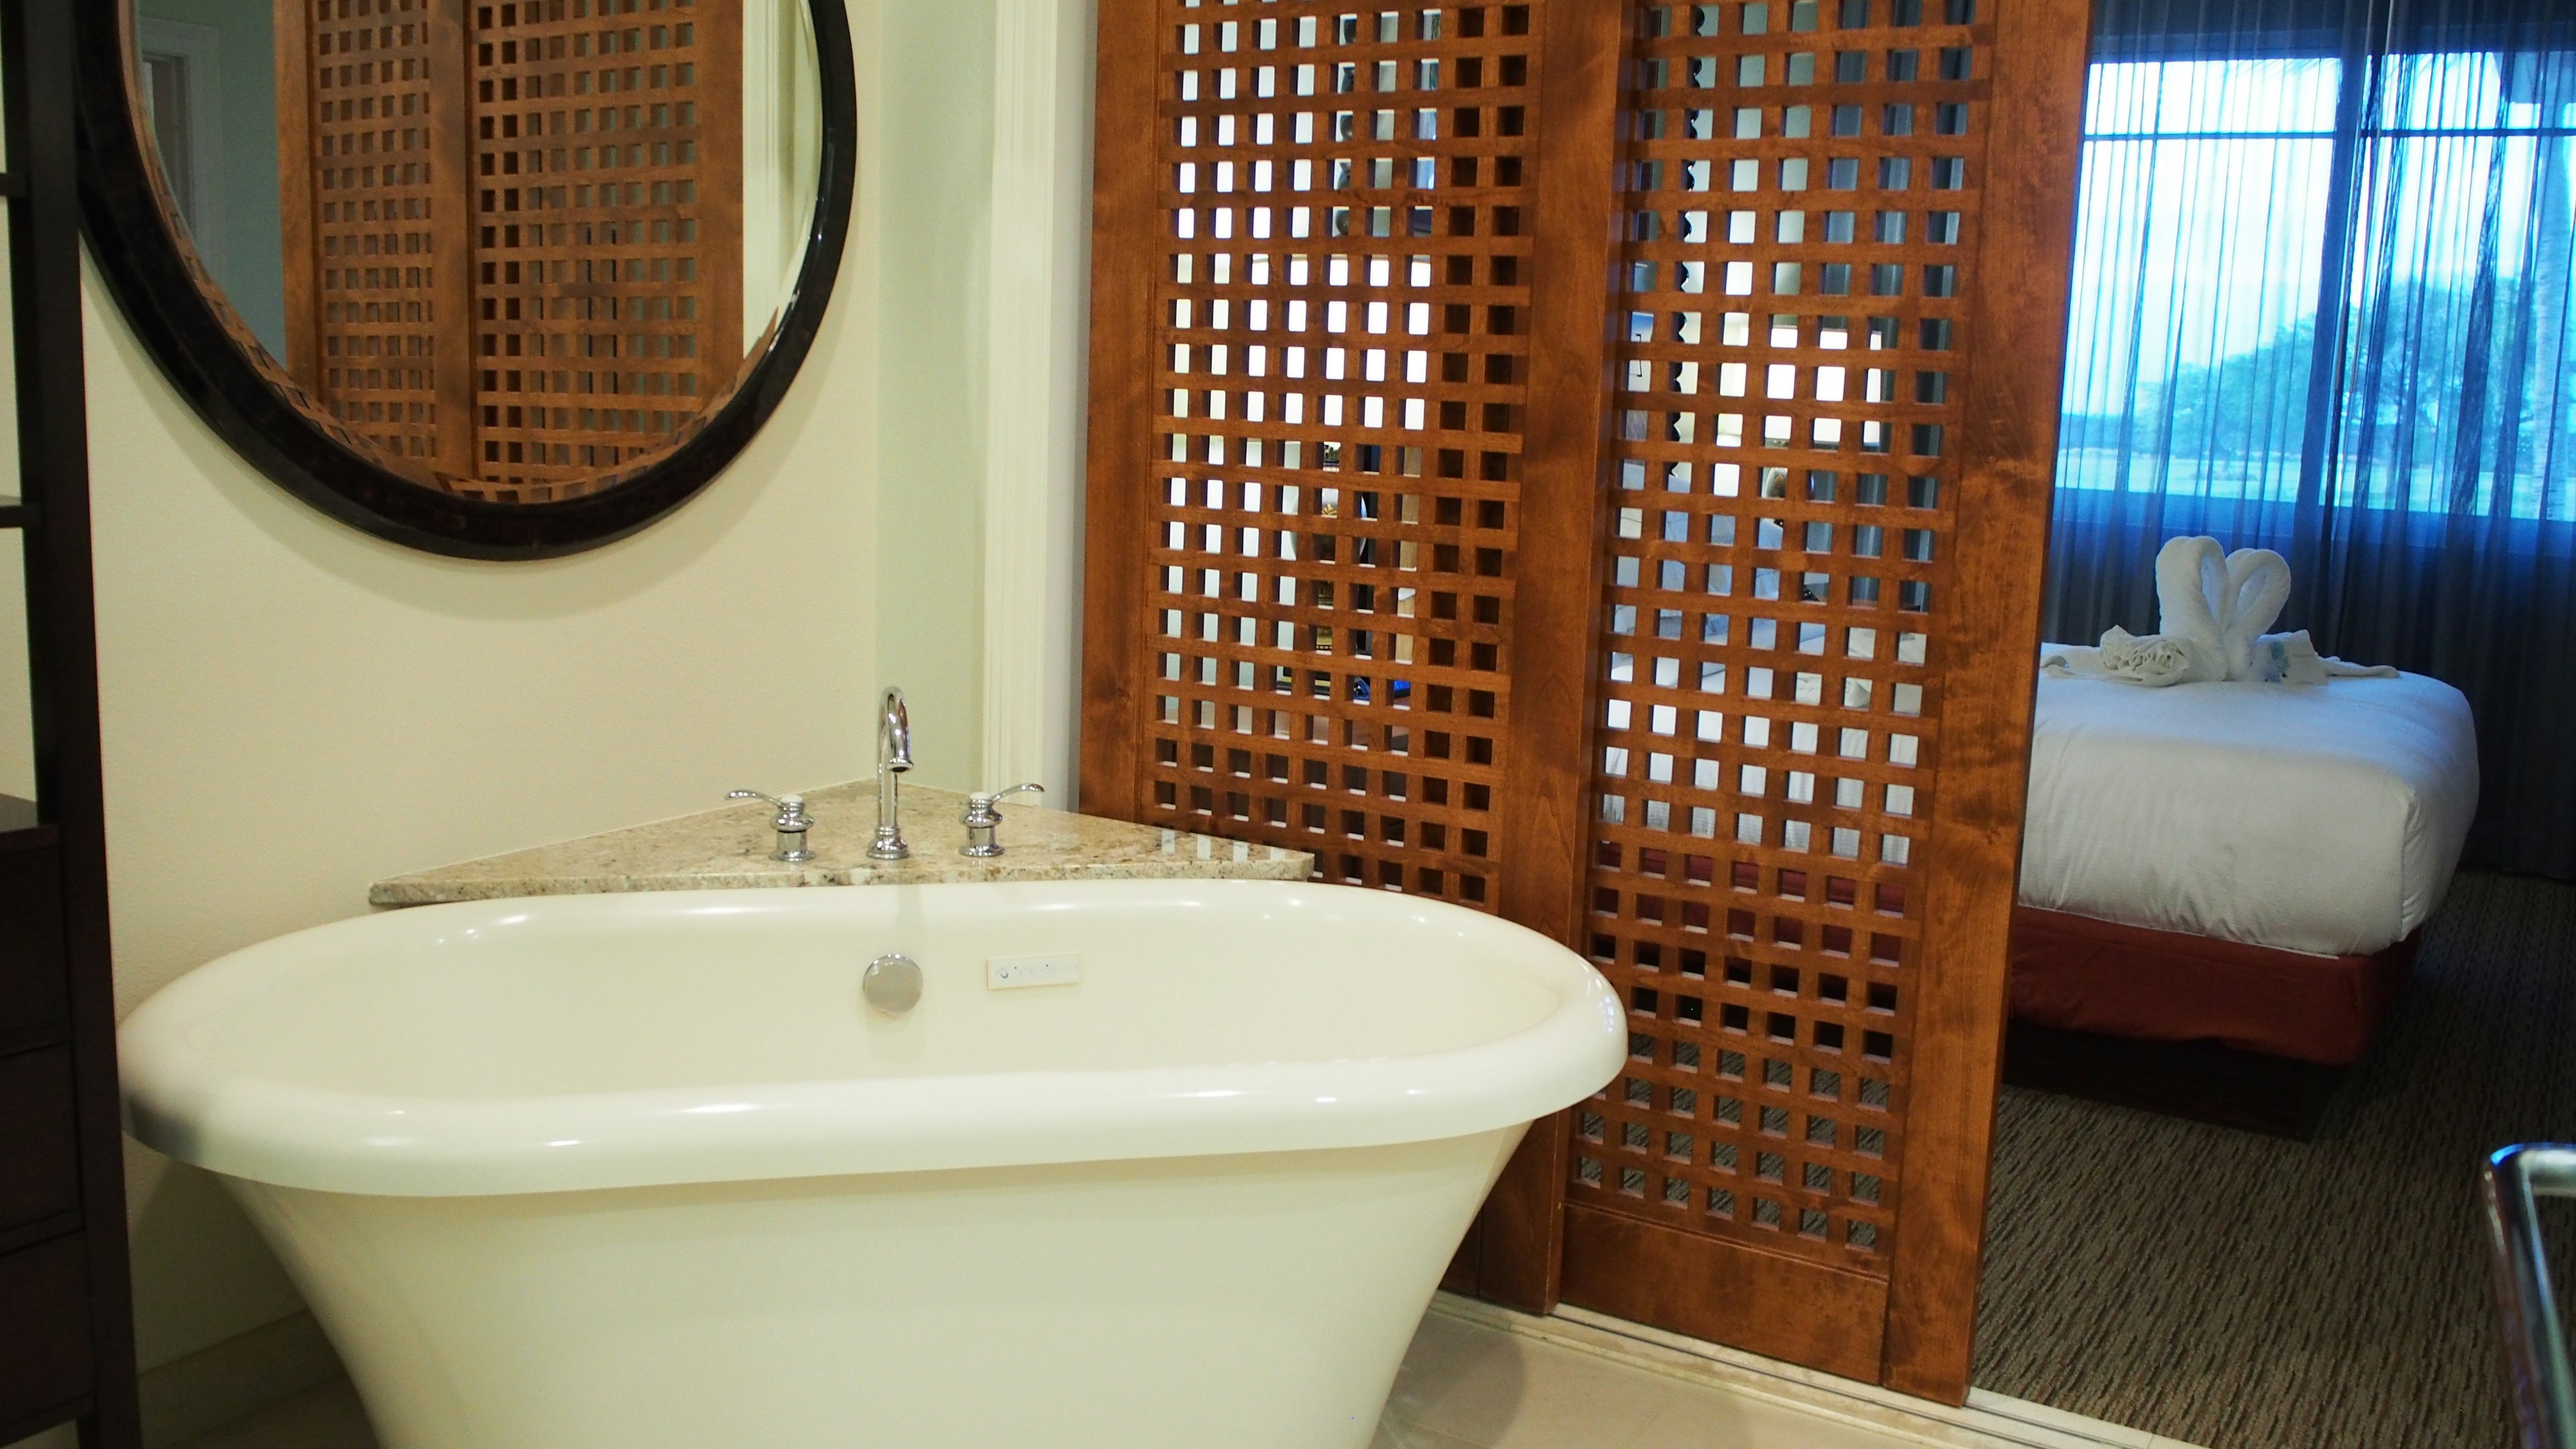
121,879,1625,1198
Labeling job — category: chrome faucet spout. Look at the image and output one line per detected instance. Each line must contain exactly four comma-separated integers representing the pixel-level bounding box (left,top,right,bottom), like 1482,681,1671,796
869,687,913,860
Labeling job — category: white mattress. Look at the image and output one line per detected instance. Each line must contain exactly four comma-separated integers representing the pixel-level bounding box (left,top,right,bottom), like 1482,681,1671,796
2019,652,2479,957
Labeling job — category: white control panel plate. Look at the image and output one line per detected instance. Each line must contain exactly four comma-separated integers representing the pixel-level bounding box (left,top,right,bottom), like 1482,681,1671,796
987,953,1081,989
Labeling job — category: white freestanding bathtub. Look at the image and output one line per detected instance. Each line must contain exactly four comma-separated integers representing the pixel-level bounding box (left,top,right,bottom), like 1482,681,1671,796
121,879,1623,1449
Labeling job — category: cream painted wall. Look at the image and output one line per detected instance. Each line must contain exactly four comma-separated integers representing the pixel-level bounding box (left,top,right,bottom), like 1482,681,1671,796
91,207,887,1365
82,0,920,1381
871,0,996,792
0,0,1078,1436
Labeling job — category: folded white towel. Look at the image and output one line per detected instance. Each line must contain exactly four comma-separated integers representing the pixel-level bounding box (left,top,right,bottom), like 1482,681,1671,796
2096,625,2206,686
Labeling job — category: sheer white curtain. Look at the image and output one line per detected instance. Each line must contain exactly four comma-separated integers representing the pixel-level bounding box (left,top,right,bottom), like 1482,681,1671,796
2044,0,2576,875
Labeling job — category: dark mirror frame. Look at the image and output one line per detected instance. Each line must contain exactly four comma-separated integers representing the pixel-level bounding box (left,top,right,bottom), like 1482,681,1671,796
75,1,858,561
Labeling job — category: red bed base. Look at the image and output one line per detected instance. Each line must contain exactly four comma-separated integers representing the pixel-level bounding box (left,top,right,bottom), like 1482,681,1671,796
2008,905,2420,1067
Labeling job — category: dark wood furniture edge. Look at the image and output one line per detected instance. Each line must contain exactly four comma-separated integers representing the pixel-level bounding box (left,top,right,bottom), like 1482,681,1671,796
5,0,140,1441
1876,0,2096,1404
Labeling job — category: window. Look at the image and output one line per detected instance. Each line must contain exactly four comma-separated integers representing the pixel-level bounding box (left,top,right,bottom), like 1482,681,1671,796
2057,37,2576,522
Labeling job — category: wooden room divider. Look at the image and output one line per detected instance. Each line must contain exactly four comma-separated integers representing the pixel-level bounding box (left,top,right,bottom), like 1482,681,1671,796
1079,0,2088,1403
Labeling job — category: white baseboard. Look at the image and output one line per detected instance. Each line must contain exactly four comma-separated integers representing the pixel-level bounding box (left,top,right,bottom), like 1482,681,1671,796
1429,1293,2208,1449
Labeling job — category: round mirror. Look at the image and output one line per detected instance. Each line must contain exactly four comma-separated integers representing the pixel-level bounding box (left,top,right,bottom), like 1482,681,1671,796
80,0,856,558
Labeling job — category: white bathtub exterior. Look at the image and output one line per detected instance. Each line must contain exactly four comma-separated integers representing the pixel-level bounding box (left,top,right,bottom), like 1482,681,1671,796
122,879,1623,1449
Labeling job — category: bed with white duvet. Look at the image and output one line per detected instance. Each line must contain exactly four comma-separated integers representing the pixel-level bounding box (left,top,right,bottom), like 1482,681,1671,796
2020,654,2479,959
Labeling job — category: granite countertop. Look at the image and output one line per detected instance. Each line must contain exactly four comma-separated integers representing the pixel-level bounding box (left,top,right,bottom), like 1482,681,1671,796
368,779,1314,908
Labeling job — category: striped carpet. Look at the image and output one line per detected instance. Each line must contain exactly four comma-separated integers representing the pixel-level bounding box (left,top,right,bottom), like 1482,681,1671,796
1973,871,2576,1449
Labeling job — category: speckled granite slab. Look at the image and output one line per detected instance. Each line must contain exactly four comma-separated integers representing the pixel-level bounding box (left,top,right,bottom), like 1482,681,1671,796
368,780,1313,907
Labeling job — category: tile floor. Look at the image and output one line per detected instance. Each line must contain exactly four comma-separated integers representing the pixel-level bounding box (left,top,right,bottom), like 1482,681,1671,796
168,1385,376,1449
1379,1306,1872,1448
165,1295,2176,1449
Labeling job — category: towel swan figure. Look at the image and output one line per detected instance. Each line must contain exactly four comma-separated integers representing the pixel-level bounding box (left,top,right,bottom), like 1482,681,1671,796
2044,536,2399,686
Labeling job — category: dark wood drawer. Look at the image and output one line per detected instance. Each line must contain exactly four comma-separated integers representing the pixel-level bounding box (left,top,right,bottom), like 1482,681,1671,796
0,838,68,1041
0,1232,93,1426
0,1046,79,1236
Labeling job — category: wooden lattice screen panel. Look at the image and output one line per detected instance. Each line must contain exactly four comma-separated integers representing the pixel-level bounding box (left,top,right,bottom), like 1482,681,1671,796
1549,0,2087,1394
1559,0,1994,1371
278,0,743,501
1083,0,2086,1404
1081,0,1564,907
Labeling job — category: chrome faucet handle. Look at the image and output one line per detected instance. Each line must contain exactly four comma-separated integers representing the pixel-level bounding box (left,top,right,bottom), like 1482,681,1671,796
960,783,1045,858
729,790,817,863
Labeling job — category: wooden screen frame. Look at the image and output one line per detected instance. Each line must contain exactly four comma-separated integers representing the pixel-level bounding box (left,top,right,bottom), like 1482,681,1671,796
1874,0,2089,1397
1077,0,2088,1405
1073,0,1159,806
1462,0,1626,1316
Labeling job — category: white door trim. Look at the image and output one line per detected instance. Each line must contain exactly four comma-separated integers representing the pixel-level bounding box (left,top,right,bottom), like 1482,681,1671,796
979,0,1095,802
136,15,229,278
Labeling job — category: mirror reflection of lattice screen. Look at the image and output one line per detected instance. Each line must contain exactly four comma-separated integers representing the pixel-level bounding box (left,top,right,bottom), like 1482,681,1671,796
294,3,450,474
1114,1,1547,906
282,0,741,501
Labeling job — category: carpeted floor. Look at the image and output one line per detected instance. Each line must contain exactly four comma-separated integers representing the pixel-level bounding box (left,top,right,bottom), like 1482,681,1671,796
1974,871,2576,1449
